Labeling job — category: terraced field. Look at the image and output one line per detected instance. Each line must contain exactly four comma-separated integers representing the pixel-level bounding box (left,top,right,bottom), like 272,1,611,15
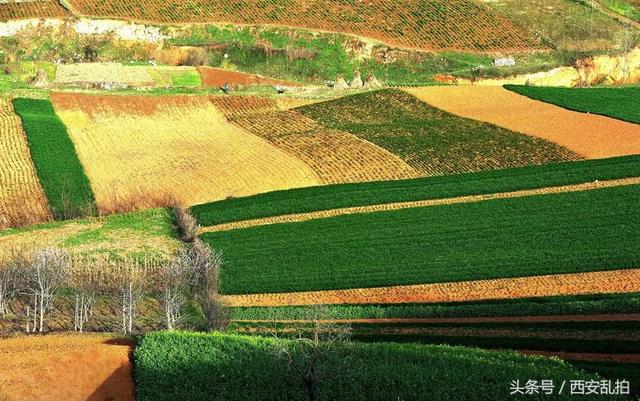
408,86,640,158
199,67,299,88
0,0,68,21
298,89,581,175
67,0,542,52
51,93,318,214
0,98,51,229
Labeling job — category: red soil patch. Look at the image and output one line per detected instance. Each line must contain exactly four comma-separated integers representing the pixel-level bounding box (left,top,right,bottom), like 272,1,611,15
0,334,134,401
198,67,300,88
51,92,210,117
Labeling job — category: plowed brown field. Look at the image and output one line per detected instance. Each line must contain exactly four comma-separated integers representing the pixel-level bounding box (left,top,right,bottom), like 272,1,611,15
201,176,640,233
407,87,640,159
0,0,68,21
51,93,318,214
221,268,640,307
0,335,134,401
0,99,52,229
198,67,299,87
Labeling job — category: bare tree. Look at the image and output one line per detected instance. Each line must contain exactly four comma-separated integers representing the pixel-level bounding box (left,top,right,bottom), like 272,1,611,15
268,305,352,401
69,256,104,332
23,248,70,332
105,256,153,334
156,255,198,330
0,251,28,318
173,204,200,242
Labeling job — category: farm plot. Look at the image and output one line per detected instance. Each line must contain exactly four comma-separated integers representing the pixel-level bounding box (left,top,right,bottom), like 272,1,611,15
0,335,134,401
0,98,51,229
221,268,640,306
0,208,180,258
505,86,640,125
213,97,420,184
51,93,318,214
54,63,155,87
67,0,542,52
198,67,299,88
407,86,640,158
0,0,68,21
147,66,202,87
202,184,640,295
192,155,640,227
298,89,581,176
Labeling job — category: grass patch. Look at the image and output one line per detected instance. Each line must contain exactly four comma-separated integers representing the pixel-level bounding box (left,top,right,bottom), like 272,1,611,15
298,89,579,175
12,98,95,219
192,155,640,227
134,331,613,401
505,85,640,124
202,184,640,294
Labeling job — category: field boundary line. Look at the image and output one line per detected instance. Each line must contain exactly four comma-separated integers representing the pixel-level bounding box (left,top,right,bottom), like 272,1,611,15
234,313,640,325
200,176,640,233
221,268,640,307
517,350,640,363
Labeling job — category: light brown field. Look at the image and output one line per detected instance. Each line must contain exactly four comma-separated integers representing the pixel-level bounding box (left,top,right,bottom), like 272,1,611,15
406,86,640,159
54,63,155,86
0,99,52,229
0,335,133,401
220,105,420,184
51,93,319,214
221,268,640,307
201,176,640,233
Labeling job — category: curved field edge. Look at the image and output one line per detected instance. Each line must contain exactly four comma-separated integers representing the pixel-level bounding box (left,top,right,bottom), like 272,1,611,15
133,331,617,401
192,155,640,227
12,98,96,220
504,85,640,125
202,184,640,295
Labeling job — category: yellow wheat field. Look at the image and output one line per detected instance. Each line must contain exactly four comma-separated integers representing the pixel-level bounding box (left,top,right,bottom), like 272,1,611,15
0,99,52,229
228,109,420,184
51,94,319,214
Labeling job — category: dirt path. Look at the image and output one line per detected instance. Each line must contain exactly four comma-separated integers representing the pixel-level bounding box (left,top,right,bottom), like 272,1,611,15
406,87,640,159
200,176,640,233
0,334,134,401
235,314,640,325
221,268,640,307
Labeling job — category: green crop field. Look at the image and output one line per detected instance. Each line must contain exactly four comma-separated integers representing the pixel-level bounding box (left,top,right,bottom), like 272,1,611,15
192,155,640,227
12,98,96,220
297,89,580,175
134,331,617,401
505,85,640,124
201,184,640,294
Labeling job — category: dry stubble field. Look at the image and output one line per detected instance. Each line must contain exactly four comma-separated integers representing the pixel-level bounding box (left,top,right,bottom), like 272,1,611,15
51,93,319,213
0,99,52,229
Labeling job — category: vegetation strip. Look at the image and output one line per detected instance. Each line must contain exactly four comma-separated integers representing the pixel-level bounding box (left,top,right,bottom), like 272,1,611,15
193,155,640,227
220,268,640,306
234,314,640,325
12,98,96,220
200,176,640,233
505,85,640,125
519,351,640,364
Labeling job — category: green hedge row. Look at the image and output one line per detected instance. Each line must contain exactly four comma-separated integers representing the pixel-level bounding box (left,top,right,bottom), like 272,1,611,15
505,85,640,124
230,292,640,320
202,184,640,294
192,155,640,227
135,331,619,401
12,98,95,219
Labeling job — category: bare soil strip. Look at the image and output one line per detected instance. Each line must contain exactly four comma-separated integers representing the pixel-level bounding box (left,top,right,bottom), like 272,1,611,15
221,268,640,307
406,87,640,159
200,176,640,234
0,334,134,401
235,314,640,325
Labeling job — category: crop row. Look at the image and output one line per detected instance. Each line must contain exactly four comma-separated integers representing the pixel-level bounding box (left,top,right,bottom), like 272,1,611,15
298,89,581,176
201,184,640,295
0,0,68,21
229,292,640,321
192,154,640,227
12,98,95,220
68,0,541,52
505,85,640,125
0,99,52,229
134,331,613,401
